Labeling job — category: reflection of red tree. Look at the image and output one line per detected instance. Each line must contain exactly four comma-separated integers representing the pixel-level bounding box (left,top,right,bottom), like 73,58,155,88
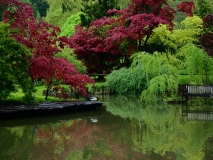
22,117,175,160
37,128,53,139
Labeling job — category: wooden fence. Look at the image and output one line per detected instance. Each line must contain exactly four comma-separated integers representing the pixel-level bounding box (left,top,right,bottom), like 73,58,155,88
181,84,213,104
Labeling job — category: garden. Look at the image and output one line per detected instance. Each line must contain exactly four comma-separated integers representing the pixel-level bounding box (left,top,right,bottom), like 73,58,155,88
0,0,213,106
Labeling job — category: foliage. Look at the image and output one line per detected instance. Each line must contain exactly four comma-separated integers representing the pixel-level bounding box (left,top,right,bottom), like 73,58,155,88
105,65,146,94
60,12,87,37
44,0,83,27
31,57,94,100
176,1,195,17
107,0,195,52
117,0,130,9
55,46,87,73
200,14,213,56
131,51,179,103
2,0,94,100
193,0,213,18
69,24,122,74
21,0,130,27
0,22,36,103
80,0,120,27
177,43,213,84
29,0,49,17
141,74,178,103
147,16,203,53
70,0,196,74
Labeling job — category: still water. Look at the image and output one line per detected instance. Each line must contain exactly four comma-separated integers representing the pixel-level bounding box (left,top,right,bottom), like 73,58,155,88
1,95,213,160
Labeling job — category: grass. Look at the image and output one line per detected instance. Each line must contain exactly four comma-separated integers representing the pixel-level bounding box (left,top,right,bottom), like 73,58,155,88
6,74,209,105
3,85,79,105
178,74,213,84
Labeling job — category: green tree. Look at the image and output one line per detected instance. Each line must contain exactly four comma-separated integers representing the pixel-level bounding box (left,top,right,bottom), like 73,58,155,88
147,16,203,53
0,23,35,103
44,0,83,27
80,0,120,27
177,43,213,84
131,52,179,102
55,46,87,74
194,0,213,18
105,65,146,95
29,0,49,17
60,12,87,37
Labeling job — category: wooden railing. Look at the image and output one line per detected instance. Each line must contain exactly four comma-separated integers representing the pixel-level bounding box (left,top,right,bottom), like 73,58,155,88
181,84,213,104
182,84,213,97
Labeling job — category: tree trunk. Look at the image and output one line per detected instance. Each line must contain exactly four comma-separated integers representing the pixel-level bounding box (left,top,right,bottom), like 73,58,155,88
45,78,53,100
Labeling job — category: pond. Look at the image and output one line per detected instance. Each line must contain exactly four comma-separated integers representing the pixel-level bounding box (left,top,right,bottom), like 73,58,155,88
1,95,213,160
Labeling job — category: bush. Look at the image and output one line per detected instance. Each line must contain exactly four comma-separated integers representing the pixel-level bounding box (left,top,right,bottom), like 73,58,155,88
105,65,146,95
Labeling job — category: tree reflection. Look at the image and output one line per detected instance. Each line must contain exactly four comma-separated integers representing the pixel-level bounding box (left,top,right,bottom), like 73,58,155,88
0,126,34,160
105,95,213,160
1,95,213,159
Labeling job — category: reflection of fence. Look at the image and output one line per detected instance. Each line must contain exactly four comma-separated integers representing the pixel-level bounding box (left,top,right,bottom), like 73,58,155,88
182,84,213,104
182,104,213,121
187,112,213,121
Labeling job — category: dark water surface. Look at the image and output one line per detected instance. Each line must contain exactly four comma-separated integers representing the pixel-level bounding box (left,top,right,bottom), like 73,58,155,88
1,95,213,160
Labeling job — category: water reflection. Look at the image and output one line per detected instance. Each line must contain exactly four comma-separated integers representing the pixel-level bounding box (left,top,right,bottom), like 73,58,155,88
1,95,213,160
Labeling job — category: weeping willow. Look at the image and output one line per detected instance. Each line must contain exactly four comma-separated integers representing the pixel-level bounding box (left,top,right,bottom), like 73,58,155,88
131,51,179,103
106,44,213,103
105,64,146,95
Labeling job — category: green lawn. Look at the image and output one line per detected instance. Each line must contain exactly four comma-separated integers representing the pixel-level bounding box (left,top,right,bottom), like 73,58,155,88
4,85,73,105
3,83,106,105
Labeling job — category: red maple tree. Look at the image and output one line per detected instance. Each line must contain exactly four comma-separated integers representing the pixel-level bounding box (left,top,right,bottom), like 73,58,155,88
70,0,195,74
69,24,122,75
200,14,213,57
2,0,94,99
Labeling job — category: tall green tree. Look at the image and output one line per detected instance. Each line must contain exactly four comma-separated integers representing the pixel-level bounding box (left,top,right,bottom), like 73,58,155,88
194,0,213,18
0,23,35,103
29,0,49,17
80,0,120,27
147,16,203,53
44,0,83,27
60,12,87,37
177,43,213,84
131,51,179,102
55,46,87,74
